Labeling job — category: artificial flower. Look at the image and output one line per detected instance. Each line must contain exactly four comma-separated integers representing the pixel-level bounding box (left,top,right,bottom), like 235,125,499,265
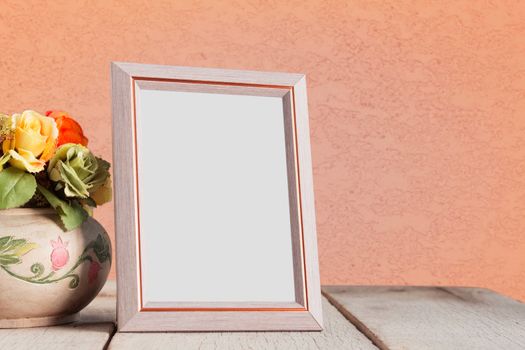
89,176,112,205
2,110,58,173
46,110,88,147
0,113,11,144
0,114,11,170
48,143,110,199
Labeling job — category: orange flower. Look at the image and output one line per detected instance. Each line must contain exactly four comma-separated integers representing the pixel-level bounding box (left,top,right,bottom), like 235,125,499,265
46,110,88,147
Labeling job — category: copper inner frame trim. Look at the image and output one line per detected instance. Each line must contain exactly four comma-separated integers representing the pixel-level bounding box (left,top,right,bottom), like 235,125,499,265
131,77,308,312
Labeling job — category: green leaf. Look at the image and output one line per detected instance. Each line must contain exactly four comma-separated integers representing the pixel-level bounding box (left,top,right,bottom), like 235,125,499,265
0,235,37,267
0,254,21,266
14,242,38,257
0,236,37,257
0,167,37,209
82,197,97,208
93,234,111,263
37,185,88,231
5,238,25,251
0,236,13,253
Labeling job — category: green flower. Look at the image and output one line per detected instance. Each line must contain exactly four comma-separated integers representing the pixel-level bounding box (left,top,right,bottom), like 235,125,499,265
48,143,110,200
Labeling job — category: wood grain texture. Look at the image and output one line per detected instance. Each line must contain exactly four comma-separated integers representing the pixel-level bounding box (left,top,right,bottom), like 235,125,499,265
115,62,304,86
0,281,116,350
293,77,323,327
108,297,376,350
5,282,525,349
283,90,307,308
323,286,525,350
112,63,322,331
135,80,290,97
111,62,141,331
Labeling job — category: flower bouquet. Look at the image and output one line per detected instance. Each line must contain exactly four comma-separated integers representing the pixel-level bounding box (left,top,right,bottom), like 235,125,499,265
0,110,112,328
0,110,112,230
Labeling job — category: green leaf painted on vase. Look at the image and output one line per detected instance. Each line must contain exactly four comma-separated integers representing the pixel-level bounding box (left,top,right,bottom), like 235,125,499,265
0,167,37,209
6,238,26,250
1,233,109,289
92,234,111,263
14,242,38,257
0,236,36,266
37,184,88,231
0,236,36,256
0,236,12,251
0,254,20,265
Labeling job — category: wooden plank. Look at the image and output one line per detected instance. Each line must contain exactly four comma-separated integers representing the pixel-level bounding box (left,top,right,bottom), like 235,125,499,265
108,297,377,349
113,62,304,86
0,281,116,350
111,61,141,332
323,286,525,350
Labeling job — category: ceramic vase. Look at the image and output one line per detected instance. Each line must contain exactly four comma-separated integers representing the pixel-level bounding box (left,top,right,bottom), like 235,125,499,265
0,208,111,328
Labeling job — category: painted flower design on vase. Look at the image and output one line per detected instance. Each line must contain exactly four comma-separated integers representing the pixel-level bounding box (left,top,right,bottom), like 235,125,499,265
88,261,101,284
50,237,69,271
1,233,109,289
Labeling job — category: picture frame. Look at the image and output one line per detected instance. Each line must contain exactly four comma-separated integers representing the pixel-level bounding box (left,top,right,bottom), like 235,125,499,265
111,62,322,332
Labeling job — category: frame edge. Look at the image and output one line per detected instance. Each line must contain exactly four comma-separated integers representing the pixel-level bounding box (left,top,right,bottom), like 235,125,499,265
293,76,324,329
111,63,322,331
111,61,141,330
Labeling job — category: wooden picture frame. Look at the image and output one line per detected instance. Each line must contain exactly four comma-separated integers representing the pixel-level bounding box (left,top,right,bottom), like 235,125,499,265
111,62,322,332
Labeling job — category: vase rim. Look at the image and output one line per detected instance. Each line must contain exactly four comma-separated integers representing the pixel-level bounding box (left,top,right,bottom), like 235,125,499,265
0,208,56,216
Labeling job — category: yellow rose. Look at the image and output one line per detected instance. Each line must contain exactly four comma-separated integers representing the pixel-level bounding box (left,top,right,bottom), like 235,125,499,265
2,110,58,173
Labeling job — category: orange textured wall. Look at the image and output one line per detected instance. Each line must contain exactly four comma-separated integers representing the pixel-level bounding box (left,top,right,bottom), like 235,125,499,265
1,1,524,300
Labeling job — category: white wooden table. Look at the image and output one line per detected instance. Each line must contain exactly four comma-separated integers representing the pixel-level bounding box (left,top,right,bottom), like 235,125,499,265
1,281,524,349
